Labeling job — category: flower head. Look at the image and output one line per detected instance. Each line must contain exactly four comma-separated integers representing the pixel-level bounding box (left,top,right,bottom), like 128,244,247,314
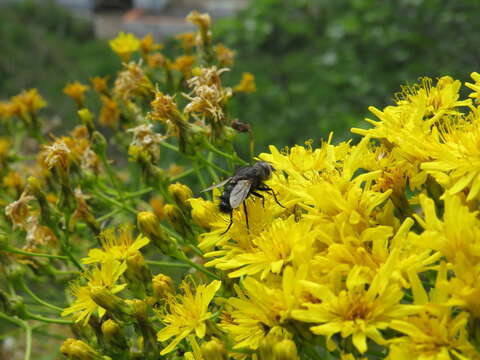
156,280,221,355
109,31,140,61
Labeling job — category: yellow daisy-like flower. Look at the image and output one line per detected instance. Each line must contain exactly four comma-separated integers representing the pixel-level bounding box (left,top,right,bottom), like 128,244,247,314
204,216,315,279
109,31,140,62
10,88,47,120
61,259,127,325
465,71,480,101
292,253,418,354
234,72,256,93
63,81,89,108
82,225,149,265
156,280,221,355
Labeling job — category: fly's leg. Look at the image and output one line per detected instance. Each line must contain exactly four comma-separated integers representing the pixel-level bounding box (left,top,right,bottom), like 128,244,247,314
243,201,250,231
220,212,233,235
257,185,285,208
250,191,265,207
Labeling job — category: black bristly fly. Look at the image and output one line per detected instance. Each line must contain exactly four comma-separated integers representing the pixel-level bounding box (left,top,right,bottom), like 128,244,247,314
201,161,284,234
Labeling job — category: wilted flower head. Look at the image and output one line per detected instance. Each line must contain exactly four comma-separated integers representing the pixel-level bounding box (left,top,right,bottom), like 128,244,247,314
41,139,72,174
214,44,236,66
5,191,34,230
127,123,166,163
184,66,232,123
186,10,211,32
113,61,153,102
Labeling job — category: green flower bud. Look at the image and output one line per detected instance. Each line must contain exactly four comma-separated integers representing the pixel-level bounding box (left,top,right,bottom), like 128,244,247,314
272,339,298,360
137,211,170,253
90,286,132,320
101,319,129,352
60,338,105,360
91,131,107,156
152,273,174,301
201,337,227,360
168,182,193,212
125,250,152,296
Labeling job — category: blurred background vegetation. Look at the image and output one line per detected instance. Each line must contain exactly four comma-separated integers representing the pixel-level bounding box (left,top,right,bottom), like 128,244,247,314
1,0,480,151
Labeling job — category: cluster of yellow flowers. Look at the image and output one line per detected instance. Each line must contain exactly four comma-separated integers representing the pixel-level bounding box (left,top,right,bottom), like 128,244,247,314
2,8,480,360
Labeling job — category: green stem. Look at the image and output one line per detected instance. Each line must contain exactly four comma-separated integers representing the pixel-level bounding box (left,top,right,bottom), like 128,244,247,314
97,208,122,223
179,256,220,280
145,260,190,268
159,141,180,152
20,280,64,312
193,162,207,189
170,168,195,182
206,152,220,182
4,247,68,260
202,138,248,166
94,190,137,215
121,187,154,199
60,212,83,271
0,312,32,360
25,311,73,325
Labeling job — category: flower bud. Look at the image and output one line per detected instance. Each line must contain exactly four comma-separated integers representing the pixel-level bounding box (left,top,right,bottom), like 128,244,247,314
90,286,132,320
168,182,193,212
164,204,189,237
127,299,158,356
125,250,152,296
152,273,174,301
201,337,227,360
60,338,104,360
77,108,95,133
259,327,293,360
137,211,170,253
101,319,128,352
272,339,298,360
91,131,107,156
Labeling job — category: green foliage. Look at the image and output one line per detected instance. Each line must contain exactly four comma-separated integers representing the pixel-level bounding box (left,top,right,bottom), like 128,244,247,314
215,0,480,148
0,0,119,126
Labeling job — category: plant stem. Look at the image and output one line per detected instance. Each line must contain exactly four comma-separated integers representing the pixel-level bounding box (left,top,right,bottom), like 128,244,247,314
20,280,64,312
0,312,32,360
4,247,68,260
25,311,73,325
170,168,195,182
145,260,191,268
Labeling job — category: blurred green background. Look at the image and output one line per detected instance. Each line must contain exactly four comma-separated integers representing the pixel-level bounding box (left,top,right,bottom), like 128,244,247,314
1,0,480,151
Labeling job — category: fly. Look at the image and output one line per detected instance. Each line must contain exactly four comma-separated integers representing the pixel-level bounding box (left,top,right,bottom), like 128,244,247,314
202,161,284,234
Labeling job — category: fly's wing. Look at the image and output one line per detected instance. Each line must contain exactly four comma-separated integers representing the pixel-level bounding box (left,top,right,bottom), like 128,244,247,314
229,179,252,208
200,177,232,192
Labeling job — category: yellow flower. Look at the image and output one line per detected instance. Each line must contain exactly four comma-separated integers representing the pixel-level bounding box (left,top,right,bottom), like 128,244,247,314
10,88,47,120
90,76,109,95
140,33,162,54
234,72,256,93
109,31,140,62
63,82,89,108
214,44,236,67
465,71,480,101
292,253,418,354
156,280,221,355
170,55,196,78
98,95,120,128
176,32,196,53
204,216,315,279
61,259,127,325
220,275,298,350
82,225,149,265
387,264,478,360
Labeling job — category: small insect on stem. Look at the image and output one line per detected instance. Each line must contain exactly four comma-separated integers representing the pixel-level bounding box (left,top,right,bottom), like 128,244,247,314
201,161,285,234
